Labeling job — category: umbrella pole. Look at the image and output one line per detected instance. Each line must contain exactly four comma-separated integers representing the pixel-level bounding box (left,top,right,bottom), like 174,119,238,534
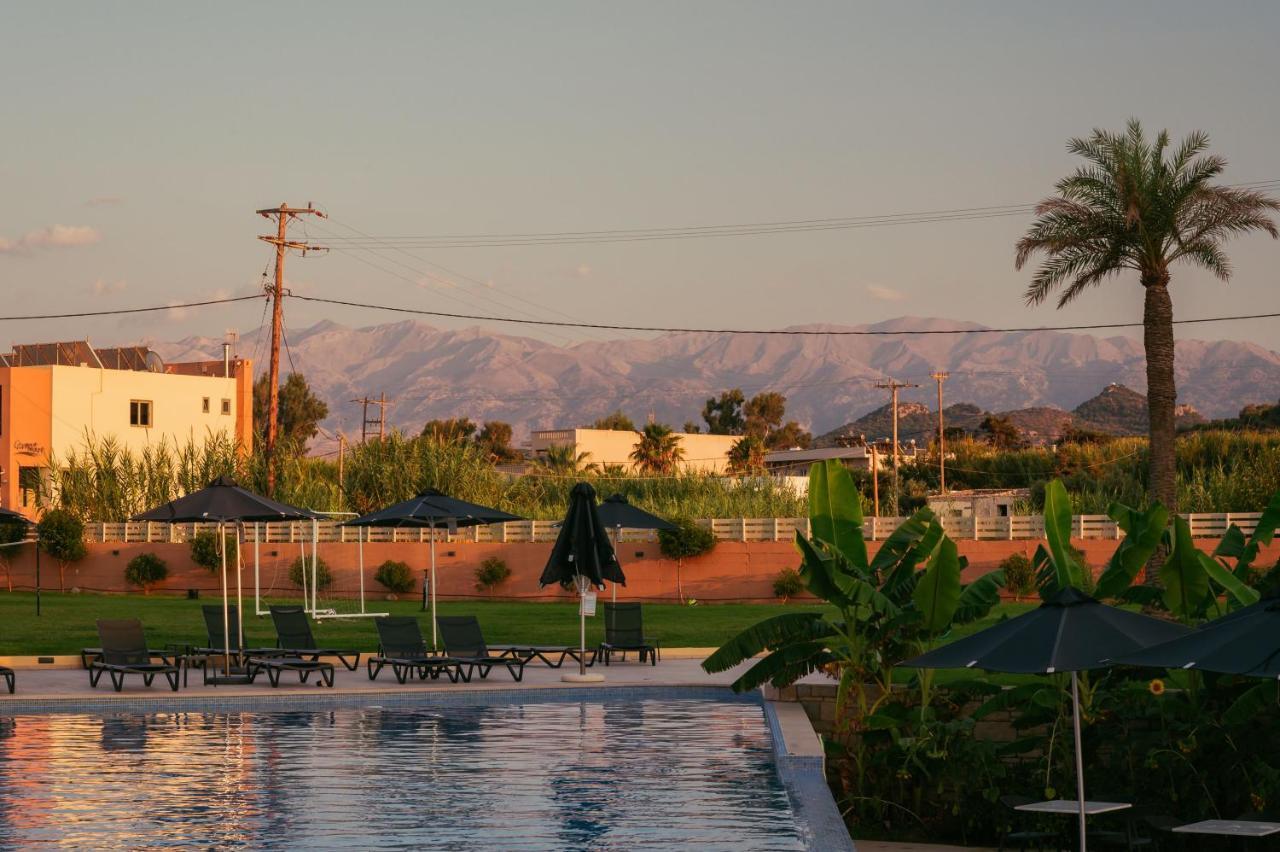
612,527,620,604
221,522,231,677
579,575,587,677
34,542,40,617
235,523,244,657
430,532,438,651
1072,671,1087,852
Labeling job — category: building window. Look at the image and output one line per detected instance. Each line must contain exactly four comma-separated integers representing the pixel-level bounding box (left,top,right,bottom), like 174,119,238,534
18,467,41,508
202,397,210,414
130,400,152,427
221,398,231,416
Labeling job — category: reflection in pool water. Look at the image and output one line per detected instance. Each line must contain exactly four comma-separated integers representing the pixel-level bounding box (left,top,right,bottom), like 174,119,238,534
0,699,806,849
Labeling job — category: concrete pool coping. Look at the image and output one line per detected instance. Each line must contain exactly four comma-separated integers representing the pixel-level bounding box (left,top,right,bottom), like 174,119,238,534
0,658,854,851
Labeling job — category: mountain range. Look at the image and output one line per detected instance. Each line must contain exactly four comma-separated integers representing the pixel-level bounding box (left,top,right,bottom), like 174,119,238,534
151,317,1280,447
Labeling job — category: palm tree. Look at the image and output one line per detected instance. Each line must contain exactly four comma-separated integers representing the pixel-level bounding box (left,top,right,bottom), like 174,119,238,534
629,424,684,474
537,444,593,474
727,435,767,474
1016,120,1277,510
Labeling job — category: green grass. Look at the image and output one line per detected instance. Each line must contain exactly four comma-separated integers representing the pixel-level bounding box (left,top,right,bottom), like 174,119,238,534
0,591,1041,669
0,592,836,655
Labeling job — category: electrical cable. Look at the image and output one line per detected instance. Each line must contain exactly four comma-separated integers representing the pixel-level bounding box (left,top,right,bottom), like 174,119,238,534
0,295,264,322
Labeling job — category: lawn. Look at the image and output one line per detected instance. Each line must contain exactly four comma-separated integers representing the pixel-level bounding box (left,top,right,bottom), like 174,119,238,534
0,591,1037,660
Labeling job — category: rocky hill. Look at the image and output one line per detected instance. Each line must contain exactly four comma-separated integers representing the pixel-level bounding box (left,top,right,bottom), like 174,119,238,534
150,317,1280,446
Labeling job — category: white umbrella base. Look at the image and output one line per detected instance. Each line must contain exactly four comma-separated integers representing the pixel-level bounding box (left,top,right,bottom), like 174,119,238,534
561,672,605,683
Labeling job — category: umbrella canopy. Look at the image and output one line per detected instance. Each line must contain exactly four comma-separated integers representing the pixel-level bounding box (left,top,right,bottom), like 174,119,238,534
131,475,318,523
1119,597,1280,677
345,488,521,528
595,494,676,532
904,586,1191,674
540,483,626,589
0,508,32,526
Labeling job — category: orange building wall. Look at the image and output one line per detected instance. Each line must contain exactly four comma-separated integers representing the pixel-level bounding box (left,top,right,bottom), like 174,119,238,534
0,367,53,519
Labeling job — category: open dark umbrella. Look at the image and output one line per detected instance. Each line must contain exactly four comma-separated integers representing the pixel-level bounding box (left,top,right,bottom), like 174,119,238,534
133,476,317,679
346,488,522,649
0,509,36,615
903,586,1191,851
1119,596,1280,676
541,483,625,681
596,494,675,603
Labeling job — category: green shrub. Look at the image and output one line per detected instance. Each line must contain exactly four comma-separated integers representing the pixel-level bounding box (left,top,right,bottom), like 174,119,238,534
772,568,804,600
374,559,416,593
999,552,1035,597
124,552,169,593
37,508,86,591
474,557,511,591
289,555,333,591
190,530,236,573
658,518,717,560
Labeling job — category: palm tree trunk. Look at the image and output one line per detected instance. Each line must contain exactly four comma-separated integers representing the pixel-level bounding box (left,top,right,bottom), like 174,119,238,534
1143,274,1177,583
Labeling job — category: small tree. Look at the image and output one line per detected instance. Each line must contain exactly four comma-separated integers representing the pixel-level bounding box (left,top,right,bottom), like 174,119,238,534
125,553,169,594
999,552,1035,599
475,557,512,592
658,518,716,602
0,521,28,592
289,555,333,592
37,509,87,592
374,560,416,594
190,530,236,574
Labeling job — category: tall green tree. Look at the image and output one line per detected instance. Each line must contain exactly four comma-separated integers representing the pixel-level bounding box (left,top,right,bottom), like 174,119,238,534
476,420,519,462
702,389,745,435
591,410,636,431
1016,120,1278,510
630,423,685,474
744,391,786,438
253,372,329,450
421,418,477,443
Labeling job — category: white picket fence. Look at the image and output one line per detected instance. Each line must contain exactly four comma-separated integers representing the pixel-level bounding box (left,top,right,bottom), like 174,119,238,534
86,512,1264,545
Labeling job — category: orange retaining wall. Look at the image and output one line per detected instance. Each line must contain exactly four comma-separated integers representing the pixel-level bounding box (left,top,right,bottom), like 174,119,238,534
0,537,1274,603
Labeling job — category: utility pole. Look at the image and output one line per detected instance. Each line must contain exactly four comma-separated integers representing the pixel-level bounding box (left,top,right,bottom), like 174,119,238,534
256,203,326,495
932,371,950,494
870,443,879,518
354,395,390,443
875,379,919,515
337,432,347,493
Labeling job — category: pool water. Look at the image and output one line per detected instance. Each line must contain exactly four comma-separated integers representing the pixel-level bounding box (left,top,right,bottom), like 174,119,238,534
0,698,808,849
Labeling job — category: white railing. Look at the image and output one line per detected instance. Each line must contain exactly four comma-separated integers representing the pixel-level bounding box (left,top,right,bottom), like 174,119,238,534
86,512,1263,544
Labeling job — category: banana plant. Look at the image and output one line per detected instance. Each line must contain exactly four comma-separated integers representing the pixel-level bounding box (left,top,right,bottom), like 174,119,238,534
702,460,1004,723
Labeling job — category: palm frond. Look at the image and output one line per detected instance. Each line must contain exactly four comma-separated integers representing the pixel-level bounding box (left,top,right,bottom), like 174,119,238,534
701,611,832,673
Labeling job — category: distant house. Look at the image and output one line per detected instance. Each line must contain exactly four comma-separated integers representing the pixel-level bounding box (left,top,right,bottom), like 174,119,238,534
763,441,921,476
529,427,739,473
927,488,1030,519
0,340,253,517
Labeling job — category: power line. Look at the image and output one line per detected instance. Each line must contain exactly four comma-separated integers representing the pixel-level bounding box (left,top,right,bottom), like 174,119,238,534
0,295,264,322
308,179,1280,248
289,293,1280,336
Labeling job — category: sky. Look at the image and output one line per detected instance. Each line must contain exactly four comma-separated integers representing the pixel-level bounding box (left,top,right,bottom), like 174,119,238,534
3,1,1279,354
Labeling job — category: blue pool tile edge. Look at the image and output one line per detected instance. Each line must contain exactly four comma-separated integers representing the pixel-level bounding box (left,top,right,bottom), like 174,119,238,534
763,699,857,852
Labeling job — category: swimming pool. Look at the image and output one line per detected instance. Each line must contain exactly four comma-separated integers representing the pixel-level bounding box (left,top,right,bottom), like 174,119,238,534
0,694,833,849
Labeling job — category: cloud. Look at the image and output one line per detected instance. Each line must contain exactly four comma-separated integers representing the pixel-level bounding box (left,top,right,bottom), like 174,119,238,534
0,224,102,254
85,196,122,207
865,284,906,302
91,279,127,296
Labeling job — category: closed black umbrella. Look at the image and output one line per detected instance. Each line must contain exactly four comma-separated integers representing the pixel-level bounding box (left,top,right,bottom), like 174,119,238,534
347,489,522,649
1119,596,1280,677
541,483,624,680
903,586,1191,851
133,476,317,678
596,494,674,603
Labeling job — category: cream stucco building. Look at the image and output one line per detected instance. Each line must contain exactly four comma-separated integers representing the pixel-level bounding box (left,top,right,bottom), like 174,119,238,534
529,427,740,473
0,342,253,517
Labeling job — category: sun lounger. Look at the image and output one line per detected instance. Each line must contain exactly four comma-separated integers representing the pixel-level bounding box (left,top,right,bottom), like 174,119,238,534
193,604,288,685
268,605,361,671
88,619,181,692
436,615,526,682
0,667,12,694
368,616,464,684
598,603,660,666
247,655,335,688
486,643,594,668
